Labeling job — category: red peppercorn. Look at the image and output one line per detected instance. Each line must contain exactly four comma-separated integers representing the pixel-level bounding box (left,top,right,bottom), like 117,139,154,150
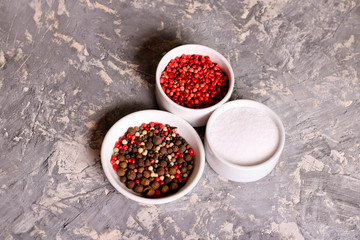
111,156,117,161
189,149,195,155
135,179,139,184
160,180,164,185
178,178,183,183
174,165,178,170
160,54,229,109
113,165,119,171
150,122,155,127
123,145,128,151
126,133,132,139
133,169,138,173
155,177,160,182
115,142,120,148
142,123,147,127
155,190,161,195
175,174,180,179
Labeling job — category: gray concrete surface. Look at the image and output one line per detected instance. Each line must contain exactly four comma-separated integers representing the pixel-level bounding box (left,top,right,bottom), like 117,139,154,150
0,0,359,239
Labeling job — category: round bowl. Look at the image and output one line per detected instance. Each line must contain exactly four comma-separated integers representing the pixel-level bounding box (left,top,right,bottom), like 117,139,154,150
155,44,235,127
101,110,205,204
204,100,285,182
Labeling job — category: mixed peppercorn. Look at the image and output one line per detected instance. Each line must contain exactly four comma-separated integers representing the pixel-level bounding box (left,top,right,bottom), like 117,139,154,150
110,122,195,197
160,54,229,109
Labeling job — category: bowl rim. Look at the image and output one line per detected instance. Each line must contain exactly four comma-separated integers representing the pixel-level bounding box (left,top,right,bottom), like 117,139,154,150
100,109,206,204
205,99,285,170
155,44,235,112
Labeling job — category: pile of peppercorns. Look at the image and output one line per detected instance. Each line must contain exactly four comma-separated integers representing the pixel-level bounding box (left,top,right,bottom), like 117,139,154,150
110,122,195,197
160,54,229,109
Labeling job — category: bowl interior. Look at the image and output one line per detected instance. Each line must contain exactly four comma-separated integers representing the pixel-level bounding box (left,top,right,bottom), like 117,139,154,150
155,44,235,111
101,110,205,204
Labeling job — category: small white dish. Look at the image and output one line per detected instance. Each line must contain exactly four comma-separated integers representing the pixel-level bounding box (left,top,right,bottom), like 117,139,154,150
101,110,205,204
155,44,235,127
205,100,285,182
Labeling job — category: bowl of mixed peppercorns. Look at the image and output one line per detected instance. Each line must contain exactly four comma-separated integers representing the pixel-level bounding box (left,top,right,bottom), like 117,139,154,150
155,44,234,127
101,110,205,204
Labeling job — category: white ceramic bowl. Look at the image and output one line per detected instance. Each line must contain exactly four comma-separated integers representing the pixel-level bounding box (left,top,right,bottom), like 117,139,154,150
101,110,205,204
155,44,235,127
204,100,285,182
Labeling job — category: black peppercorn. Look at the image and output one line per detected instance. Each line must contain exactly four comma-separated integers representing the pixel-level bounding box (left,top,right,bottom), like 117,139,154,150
126,180,135,189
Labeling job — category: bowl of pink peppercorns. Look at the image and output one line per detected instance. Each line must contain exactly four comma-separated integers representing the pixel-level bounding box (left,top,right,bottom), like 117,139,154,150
155,44,234,127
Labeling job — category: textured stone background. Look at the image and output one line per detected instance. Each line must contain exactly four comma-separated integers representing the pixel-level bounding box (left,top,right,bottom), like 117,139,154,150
0,0,359,239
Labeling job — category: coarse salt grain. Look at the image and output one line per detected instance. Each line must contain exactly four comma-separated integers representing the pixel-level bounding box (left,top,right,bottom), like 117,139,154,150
209,107,280,165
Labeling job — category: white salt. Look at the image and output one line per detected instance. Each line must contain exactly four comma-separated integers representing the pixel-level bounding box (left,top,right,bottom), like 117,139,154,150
209,107,280,165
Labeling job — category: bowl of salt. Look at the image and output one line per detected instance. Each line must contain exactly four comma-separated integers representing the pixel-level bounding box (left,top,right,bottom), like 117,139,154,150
204,100,285,182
